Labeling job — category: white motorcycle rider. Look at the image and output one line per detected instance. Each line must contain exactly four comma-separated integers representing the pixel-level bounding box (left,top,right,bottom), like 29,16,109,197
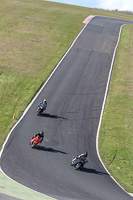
71,152,88,170
37,99,47,115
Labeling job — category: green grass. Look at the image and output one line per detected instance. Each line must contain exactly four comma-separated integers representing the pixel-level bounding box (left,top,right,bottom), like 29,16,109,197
0,0,86,148
99,24,133,192
0,0,133,194
0,171,54,200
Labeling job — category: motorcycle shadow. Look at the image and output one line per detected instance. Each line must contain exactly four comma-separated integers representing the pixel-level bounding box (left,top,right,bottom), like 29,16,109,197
39,113,68,120
34,145,67,154
79,167,109,176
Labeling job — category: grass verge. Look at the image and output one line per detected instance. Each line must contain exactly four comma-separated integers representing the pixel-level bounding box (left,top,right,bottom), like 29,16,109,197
0,171,54,200
0,0,86,148
99,24,133,192
0,0,133,149
0,0,133,195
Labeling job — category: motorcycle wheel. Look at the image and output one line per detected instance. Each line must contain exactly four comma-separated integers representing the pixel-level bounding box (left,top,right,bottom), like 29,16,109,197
37,109,43,116
31,142,36,149
75,162,82,170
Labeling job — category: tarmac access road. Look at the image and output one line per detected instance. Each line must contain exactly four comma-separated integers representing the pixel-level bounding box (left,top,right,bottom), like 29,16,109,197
0,16,133,200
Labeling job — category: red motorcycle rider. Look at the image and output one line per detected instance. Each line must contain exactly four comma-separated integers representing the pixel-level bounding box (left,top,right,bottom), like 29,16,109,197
30,131,44,148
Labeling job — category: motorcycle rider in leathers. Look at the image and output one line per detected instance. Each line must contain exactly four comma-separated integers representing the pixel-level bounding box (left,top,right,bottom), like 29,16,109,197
38,99,47,111
72,152,88,163
32,131,44,143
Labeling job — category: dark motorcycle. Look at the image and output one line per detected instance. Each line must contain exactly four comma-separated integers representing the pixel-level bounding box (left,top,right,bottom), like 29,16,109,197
37,105,45,116
71,157,88,170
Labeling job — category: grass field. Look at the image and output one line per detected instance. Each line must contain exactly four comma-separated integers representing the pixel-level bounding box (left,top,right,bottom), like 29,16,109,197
99,24,133,192
0,0,133,193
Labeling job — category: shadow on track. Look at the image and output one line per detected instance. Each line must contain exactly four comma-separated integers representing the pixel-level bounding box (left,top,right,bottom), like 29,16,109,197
80,167,109,175
34,145,67,154
39,113,68,120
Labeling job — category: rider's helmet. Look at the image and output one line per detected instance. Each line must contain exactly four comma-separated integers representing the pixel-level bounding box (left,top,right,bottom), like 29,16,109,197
43,99,47,104
84,152,88,157
39,131,44,137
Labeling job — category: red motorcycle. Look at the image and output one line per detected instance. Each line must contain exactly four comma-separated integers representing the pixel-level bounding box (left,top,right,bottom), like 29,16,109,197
30,135,42,148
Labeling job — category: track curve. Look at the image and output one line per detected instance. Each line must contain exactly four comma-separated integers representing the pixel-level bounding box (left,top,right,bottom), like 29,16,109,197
0,16,133,200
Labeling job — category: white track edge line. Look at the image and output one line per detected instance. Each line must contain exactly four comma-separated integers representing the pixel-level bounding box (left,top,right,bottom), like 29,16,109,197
96,24,133,198
0,167,57,200
0,16,94,158
0,16,95,198
1,15,132,198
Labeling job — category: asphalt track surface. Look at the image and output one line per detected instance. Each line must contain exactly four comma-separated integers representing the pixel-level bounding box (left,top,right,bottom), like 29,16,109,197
0,194,21,200
0,16,133,200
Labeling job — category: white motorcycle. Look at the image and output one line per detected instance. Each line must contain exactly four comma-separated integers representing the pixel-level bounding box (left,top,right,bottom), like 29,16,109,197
37,104,46,116
71,156,88,170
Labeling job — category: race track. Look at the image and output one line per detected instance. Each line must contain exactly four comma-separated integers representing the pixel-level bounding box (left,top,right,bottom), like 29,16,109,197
0,16,133,200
